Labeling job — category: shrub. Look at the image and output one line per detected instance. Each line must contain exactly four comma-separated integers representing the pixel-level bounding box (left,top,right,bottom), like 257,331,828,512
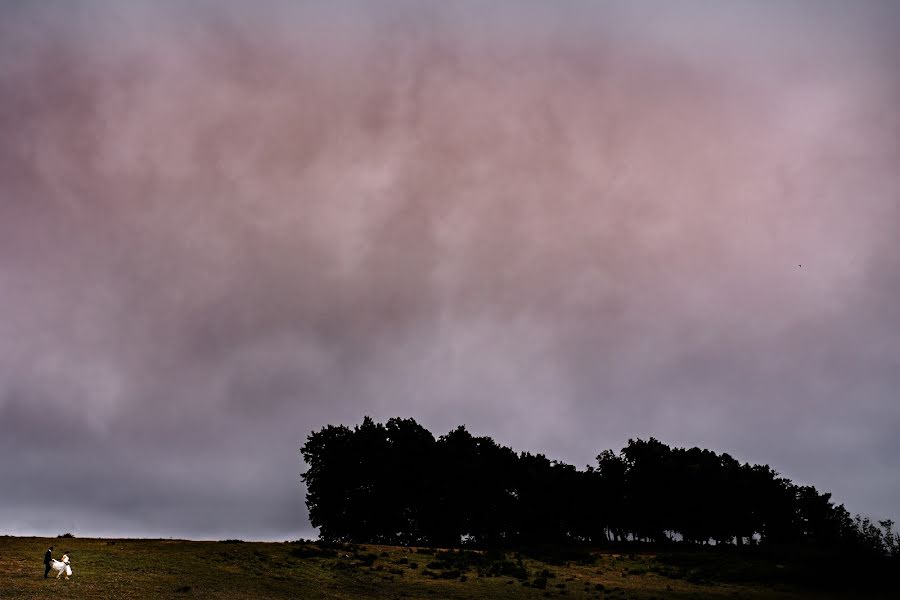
521,545,595,566
479,558,528,580
315,540,360,553
289,546,337,559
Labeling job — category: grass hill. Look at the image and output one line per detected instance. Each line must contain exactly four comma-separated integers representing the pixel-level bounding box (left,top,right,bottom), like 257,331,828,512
0,536,890,599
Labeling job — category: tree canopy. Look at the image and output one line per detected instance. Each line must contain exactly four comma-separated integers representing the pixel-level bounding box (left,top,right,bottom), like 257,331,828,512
301,417,897,559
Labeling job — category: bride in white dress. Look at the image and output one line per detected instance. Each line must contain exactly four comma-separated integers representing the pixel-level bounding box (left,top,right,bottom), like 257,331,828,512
50,553,73,579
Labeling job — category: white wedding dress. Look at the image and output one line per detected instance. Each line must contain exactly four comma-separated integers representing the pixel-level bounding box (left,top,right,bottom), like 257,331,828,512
50,555,72,578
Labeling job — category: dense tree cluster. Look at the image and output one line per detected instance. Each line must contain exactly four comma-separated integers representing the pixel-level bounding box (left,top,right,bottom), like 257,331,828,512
301,417,897,559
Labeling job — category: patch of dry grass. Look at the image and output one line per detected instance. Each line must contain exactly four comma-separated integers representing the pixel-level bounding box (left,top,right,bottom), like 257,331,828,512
0,536,878,599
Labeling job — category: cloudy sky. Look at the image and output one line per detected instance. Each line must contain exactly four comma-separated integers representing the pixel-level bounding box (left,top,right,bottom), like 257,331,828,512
2,0,899,540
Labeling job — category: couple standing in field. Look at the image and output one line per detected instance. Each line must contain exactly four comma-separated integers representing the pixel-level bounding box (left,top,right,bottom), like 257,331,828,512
43,545,73,579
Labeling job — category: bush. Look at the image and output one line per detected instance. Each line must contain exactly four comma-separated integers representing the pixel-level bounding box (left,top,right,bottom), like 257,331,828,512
478,557,528,580
290,545,337,559
425,550,480,572
313,540,360,553
422,568,461,579
521,545,594,566
57,533,75,539
421,549,525,579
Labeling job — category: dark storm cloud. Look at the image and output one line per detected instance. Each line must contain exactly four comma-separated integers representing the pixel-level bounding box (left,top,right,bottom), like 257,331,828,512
1,0,899,539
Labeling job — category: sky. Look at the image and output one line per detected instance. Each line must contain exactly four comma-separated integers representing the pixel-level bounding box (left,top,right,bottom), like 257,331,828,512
1,0,899,541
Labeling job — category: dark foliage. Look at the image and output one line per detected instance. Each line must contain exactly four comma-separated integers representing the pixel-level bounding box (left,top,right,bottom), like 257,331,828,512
418,549,529,580
300,417,899,577
288,545,337,560
520,545,595,566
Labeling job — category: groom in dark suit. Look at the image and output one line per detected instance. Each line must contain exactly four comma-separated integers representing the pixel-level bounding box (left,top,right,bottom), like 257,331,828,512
44,545,53,578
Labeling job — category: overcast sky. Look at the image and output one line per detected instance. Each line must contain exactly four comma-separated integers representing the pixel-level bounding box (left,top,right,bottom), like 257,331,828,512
2,0,899,541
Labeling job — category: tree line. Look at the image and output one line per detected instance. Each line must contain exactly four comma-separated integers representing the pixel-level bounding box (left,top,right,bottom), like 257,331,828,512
300,417,897,558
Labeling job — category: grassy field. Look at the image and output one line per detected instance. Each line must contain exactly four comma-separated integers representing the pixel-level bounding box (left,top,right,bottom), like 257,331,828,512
0,536,889,599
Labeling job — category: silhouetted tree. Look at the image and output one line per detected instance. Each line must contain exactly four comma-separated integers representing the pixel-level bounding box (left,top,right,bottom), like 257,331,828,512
301,417,895,564
621,438,675,543
300,422,357,542
594,449,628,542
382,417,437,544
